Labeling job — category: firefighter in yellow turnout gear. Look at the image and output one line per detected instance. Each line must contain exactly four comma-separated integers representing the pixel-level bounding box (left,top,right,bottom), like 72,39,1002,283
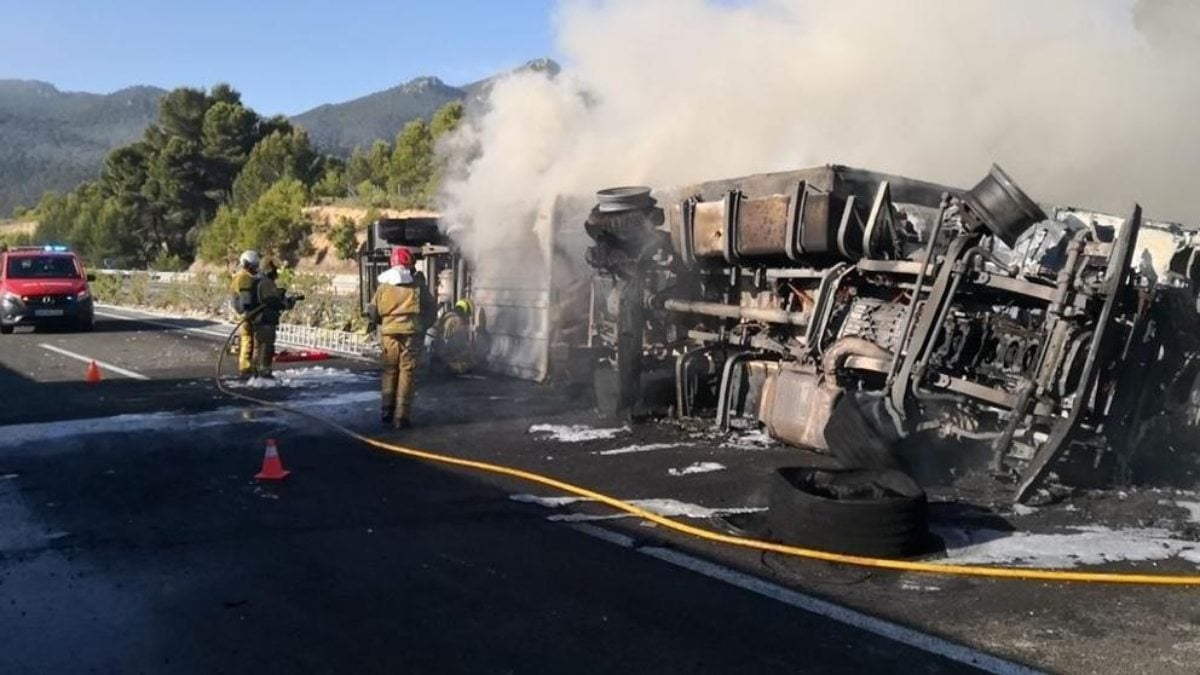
433,299,475,375
252,258,294,379
369,247,431,429
229,250,261,378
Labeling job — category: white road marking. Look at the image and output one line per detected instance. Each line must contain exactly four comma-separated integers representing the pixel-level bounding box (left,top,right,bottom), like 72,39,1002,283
37,344,150,381
571,524,1041,675
93,307,230,339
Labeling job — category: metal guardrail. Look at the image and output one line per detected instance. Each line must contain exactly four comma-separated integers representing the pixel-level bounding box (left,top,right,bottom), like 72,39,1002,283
274,323,377,357
96,269,360,295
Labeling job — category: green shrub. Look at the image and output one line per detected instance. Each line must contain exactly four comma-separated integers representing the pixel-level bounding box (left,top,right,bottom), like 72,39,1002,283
89,273,121,303
329,217,359,261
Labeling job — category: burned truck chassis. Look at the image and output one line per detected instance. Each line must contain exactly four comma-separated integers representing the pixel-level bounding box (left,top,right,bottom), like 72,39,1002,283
582,165,1200,502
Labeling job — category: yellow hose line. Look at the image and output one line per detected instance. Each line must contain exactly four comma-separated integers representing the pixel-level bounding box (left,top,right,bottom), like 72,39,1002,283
215,320,1200,586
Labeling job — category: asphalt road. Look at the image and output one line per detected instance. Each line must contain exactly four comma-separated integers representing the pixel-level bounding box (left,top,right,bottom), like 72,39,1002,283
5,306,1200,673
0,308,993,674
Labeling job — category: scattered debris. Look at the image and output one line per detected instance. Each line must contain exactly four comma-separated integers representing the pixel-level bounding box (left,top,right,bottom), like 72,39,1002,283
547,498,765,522
511,493,763,522
668,462,726,476
899,581,943,592
252,486,280,500
509,494,588,508
528,424,628,443
722,429,777,450
595,442,683,456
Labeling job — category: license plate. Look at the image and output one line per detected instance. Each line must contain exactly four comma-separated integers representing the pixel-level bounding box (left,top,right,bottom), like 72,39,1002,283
34,309,64,317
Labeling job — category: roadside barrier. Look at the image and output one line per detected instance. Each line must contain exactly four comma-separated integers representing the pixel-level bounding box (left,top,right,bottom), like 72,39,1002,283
274,323,374,357
215,317,1200,587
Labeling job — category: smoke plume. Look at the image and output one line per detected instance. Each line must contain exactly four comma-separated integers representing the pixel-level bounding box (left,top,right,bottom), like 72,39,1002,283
440,0,1200,263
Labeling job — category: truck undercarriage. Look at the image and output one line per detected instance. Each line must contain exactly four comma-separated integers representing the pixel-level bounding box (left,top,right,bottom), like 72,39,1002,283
580,165,1200,502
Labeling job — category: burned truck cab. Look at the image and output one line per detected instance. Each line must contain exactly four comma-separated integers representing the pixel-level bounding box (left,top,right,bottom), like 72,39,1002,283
582,164,1200,502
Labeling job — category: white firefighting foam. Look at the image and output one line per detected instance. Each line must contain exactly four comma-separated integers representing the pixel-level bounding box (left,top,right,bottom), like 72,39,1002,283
528,424,629,442
509,493,765,522
668,462,727,476
936,525,1200,569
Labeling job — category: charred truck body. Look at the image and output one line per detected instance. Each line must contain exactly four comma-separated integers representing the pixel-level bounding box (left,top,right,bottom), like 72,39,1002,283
582,165,1200,502
359,216,470,318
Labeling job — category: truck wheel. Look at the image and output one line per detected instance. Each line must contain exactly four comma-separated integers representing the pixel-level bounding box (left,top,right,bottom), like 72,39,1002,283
766,466,932,558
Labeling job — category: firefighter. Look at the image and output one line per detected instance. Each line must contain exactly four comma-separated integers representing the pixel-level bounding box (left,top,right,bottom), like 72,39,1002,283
229,250,261,379
433,299,475,374
369,247,426,429
251,258,292,379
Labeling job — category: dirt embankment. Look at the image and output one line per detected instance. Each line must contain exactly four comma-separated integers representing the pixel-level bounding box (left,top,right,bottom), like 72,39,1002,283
0,219,37,237
187,204,440,276
298,205,439,275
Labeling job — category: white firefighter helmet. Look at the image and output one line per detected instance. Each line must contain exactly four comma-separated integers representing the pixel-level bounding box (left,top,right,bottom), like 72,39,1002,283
239,250,261,268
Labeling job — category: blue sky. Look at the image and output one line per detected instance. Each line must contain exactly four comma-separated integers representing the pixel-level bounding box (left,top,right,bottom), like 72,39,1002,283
1,0,558,115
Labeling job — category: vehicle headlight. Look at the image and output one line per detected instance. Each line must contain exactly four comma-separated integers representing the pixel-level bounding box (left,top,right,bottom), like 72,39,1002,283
2,291,23,306
77,290,91,301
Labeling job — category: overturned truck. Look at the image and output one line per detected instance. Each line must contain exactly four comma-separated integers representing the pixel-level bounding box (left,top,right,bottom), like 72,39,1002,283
581,165,1200,502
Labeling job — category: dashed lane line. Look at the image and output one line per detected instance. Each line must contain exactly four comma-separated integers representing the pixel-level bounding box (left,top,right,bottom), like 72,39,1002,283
37,343,150,381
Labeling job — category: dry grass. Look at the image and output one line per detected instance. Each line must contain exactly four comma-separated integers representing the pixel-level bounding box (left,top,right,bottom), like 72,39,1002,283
300,205,440,274
0,219,37,236
188,205,442,275
303,205,438,229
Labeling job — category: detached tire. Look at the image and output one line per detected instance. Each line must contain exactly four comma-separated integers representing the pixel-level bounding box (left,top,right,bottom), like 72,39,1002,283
767,466,929,558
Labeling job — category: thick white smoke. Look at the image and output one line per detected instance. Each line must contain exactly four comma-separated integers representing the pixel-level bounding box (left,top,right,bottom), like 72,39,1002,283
440,0,1200,264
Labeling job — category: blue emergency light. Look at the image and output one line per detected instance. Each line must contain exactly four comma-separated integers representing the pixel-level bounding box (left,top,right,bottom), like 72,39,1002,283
43,245,69,252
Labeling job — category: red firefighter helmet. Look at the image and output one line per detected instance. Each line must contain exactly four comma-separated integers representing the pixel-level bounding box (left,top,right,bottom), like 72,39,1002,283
390,247,413,268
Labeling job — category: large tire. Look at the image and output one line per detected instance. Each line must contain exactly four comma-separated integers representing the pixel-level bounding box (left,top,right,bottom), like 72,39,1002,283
766,466,930,558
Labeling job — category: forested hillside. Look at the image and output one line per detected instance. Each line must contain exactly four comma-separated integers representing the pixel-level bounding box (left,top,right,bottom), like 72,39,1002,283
29,84,462,269
1,59,558,223
0,80,164,214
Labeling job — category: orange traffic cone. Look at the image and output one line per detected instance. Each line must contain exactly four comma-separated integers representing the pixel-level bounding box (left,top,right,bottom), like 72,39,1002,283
254,439,290,481
85,360,102,383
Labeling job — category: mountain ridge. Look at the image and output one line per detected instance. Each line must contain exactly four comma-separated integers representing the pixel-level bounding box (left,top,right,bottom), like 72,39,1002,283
290,58,559,155
0,59,559,214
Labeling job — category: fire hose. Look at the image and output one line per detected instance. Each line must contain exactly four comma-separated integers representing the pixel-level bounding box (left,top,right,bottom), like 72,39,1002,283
215,316,1200,587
